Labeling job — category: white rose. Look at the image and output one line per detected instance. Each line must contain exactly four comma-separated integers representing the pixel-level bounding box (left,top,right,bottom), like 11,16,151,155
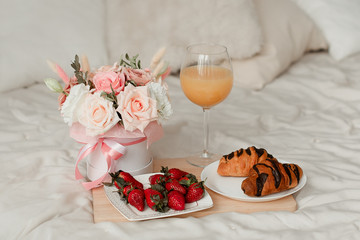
78,92,120,136
61,83,89,126
148,82,173,122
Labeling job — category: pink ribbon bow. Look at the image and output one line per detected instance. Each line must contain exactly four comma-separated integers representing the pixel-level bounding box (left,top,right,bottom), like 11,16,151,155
74,137,146,190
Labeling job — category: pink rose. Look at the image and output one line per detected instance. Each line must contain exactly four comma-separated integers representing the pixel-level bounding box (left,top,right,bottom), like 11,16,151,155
78,92,119,136
117,85,157,132
123,68,152,86
93,71,125,95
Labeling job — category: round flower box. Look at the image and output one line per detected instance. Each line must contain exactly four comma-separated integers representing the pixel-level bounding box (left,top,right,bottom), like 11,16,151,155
86,137,153,181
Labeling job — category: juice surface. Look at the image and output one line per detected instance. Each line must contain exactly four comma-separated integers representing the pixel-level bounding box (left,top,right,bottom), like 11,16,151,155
180,65,233,108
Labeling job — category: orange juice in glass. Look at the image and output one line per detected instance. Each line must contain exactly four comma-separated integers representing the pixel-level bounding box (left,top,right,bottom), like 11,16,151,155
180,43,233,167
180,65,233,109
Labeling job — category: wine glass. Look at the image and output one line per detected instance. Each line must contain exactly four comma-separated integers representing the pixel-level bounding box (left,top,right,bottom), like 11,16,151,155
180,43,233,167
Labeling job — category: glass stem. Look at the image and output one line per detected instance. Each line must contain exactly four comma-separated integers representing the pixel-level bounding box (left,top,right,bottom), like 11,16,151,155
202,108,210,158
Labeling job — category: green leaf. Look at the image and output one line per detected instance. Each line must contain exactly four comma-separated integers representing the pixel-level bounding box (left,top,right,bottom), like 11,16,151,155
110,84,116,96
88,79,95,90
115,178,127,187
105,96,114,102
71,54,87,85
125,80,136,87
151,184,165,193
102,182,113,187
119,53,142,69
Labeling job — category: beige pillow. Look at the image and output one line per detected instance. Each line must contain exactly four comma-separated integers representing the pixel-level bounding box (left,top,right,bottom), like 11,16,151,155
106,0,263,72
233,0,328,90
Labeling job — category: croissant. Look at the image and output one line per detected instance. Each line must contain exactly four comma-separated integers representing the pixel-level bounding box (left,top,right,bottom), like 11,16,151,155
217,146,275,177
241,158,303,197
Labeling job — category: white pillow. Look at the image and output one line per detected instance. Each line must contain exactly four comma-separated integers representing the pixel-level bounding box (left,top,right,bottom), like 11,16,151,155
233,0,328,90
106,0,263,72
0,0,108,92
292,0,360,61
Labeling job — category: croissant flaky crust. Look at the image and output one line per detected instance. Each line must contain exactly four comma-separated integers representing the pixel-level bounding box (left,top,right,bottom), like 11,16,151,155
241,158,303,197
217,146,275,177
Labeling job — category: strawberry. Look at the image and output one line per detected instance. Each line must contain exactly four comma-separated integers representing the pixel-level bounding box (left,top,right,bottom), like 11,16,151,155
121,185,133,197
144,188,169,212
179,173,198,187
149,173,167,185
127,188,145,211
165,179,187,195
185,181,205,203
118,171,143,189
168,190,185,211
161,166,188,180
109,170,143,189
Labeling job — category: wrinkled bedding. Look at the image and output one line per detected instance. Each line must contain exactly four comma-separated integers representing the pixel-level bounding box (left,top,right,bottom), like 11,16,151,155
1,52,360,239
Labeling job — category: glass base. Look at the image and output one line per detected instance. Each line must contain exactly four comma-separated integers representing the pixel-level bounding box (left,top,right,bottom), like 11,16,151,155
186,151,222,168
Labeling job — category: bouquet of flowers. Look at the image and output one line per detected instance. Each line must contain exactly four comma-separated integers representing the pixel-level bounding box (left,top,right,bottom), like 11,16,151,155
45,50,172,136
44,49,172,189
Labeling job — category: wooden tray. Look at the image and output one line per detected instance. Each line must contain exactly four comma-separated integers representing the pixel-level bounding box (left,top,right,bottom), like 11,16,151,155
92,158,297,223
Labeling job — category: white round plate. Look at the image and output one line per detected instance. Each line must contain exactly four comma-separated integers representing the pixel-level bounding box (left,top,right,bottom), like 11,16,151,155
104,173,213,221
201,160,307,202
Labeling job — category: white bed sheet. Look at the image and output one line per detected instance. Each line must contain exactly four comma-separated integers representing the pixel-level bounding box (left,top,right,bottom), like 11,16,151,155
1,52,360,239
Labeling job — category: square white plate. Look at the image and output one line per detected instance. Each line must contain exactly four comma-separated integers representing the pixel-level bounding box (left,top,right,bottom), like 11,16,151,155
104,173,213,221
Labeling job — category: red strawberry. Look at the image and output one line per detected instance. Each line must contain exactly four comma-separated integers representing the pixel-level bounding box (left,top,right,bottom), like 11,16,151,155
128,188,145,211
144,188,169,212
179,173,198,187
161,166,188,180
118,171,143,189
185,181,205,203
165,179,187,195
168,190,185,211
110,170,143,189
122,185,133,197
149,174,167,185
